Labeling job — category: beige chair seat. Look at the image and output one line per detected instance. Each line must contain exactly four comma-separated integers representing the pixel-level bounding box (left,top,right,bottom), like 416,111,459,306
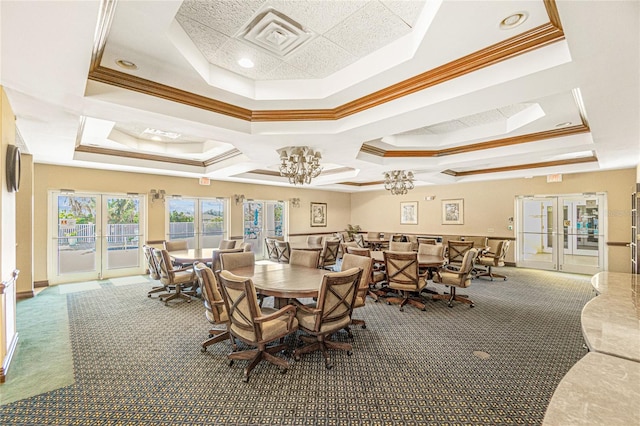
231,307,298,342
296,309,351,334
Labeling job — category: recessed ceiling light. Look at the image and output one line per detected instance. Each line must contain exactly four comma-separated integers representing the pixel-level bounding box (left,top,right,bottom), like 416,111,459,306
238,58,254,68
500,12,528,30
151,136,162,142
115,59,138,70
555,121,572,128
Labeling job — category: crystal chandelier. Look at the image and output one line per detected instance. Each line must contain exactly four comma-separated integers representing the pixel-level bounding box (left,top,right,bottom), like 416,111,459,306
278,146,323,185
383,170,415,195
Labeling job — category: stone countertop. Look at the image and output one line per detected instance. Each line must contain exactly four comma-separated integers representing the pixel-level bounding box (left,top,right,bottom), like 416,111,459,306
543,352,640,425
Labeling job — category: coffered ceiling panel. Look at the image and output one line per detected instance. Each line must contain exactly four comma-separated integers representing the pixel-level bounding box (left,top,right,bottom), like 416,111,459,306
0,0,638,192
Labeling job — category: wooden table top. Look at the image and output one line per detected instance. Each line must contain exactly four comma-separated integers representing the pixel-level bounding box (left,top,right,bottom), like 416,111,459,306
229,263,328,299
169,248,217,263
370,251,445,268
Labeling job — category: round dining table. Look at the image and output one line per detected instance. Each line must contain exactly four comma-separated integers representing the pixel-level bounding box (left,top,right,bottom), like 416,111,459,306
229,263,328,307
169,248,217,264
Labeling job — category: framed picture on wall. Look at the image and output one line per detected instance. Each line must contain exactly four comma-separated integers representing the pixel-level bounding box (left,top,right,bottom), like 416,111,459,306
310,202,327,227
400,201,418,225
442,199,464,225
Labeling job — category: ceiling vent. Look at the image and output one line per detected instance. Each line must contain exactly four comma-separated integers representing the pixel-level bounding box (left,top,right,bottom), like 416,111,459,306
236,8,314,58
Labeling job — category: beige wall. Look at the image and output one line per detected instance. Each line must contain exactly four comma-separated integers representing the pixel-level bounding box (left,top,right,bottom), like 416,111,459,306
32,164,352,282
27,164,638,282
16,154,33,296
1,86,18,380
351,168,636,272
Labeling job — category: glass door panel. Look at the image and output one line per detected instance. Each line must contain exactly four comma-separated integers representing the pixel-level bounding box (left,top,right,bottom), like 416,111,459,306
243,200,285,259
54,194,98,280
167,198,196,248
167,198,228,249
104,196,143,275
50,192,146,283
517,194,605,274
517,197,557,270
559,195,604,274
200,199,226,249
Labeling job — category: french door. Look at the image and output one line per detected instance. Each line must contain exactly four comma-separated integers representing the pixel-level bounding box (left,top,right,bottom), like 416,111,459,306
516,193,606,274
166,198,229,249
49,192,145,284
243,200,286,259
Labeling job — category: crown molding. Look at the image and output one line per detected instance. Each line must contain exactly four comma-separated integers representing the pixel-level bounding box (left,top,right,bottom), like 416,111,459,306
88,0,564,123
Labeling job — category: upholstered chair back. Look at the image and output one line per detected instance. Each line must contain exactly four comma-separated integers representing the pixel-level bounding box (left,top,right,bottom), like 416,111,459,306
305,268,362,333
353,234,366,248
340,254,373,309
447,240,475,267
275,241,291,263
384,251,426,293
216,270,263,343
307,235,323,245
418,243,444,257
367,232,380,240
319,239,340,269
389,241,413,252
194,262,228,323
265,238,279,261
164,240,188,252
211,248,243,271
220,252,256,271
218,240,236,250
346,246,370,257
144,245,161,280
417,237,437,246
290,249,320,268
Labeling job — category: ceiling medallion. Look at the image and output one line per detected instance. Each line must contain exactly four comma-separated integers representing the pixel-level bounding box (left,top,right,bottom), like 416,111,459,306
384,170,415,195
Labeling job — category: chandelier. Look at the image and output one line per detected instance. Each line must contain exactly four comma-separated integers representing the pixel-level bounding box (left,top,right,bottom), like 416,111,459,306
384,170,415,195
278,146,323,185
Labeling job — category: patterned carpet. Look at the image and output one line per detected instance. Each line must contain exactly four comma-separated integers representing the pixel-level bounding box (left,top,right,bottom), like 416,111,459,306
0,267,593,425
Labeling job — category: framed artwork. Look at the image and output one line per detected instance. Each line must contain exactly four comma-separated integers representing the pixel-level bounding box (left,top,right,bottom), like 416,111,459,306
400,201,418,225
310,202,327,227
442,199,464,225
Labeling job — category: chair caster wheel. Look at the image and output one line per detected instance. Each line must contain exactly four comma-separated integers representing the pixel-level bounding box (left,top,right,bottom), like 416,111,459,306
227,359,234,367
361,324,366,329
503,278,508,281
294,355,301,361
209,334,214,338
374,299,379,303
421,307,426,311
399,307,404,312
325,363,333,369
242,376,249,383
201,347,207,353
470,304,475,308
448,303,453,308
347,350,353,356
164,302,169,306
347,331,353,338
279,368,287,374
147,294,151,298
386,301,391,305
